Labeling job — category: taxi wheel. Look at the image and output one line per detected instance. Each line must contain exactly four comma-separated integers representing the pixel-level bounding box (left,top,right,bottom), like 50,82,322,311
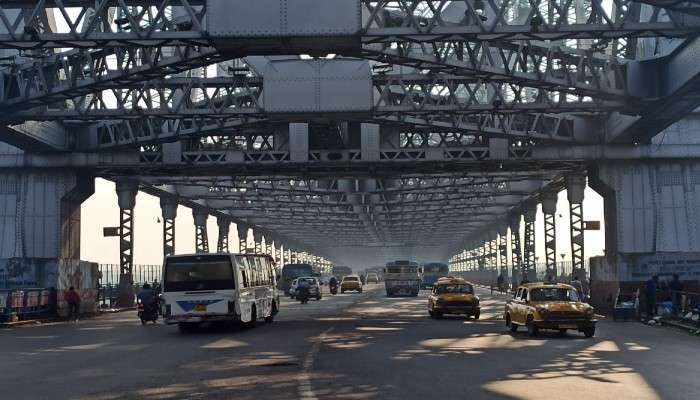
434,311,443,319
473,312,480,320
429,310,435,318
583,327,595,338
558,329,567,336
526,316,539,337
506,315,518,332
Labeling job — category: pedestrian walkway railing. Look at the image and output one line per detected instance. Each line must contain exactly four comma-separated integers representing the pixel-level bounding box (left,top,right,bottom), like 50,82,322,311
97,264,162,308
0,288,52,322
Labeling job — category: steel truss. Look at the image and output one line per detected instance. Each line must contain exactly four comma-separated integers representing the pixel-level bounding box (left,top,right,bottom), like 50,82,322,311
195,223,208,253
523,218,535,278
544,212,557,274
163,217,175,257
570,201,585,271
499,233,508,277
119,207,134,289
217,223,229,253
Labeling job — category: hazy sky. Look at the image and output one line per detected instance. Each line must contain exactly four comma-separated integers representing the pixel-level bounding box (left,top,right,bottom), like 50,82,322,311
80,178,606,266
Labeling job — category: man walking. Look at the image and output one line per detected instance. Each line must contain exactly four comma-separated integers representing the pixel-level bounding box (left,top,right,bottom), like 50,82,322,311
645,275,658,317
65,286,81,322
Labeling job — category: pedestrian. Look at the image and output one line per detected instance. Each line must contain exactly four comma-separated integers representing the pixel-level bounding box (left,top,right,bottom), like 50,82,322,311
497,273,505,293
645,275,658,317
570,276,583,300
669,274,684,316
65,286,81,322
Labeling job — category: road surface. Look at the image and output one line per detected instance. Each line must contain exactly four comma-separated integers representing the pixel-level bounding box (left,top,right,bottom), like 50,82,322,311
1,285,698,400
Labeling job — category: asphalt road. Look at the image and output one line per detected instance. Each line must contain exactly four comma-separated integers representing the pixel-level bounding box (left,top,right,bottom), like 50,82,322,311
1,285,699,400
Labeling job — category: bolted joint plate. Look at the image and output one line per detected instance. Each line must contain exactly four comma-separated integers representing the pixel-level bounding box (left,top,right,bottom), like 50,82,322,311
192,208,209,226
208,0,361,54
160,196,179,219
116,180,139,210
541,190,559,215
566,175,586,204
264,59,372,113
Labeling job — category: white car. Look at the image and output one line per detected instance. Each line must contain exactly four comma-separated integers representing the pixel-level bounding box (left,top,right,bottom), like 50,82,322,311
366,273,379,283
290,277,322,300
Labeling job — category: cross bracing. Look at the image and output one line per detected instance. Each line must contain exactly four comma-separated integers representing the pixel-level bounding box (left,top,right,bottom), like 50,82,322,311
0,0,696,110
1,74,628,121
1,0,700,265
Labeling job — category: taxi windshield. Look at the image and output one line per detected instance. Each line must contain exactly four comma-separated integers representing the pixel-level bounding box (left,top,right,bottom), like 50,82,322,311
530,288,579,302
435,284,473,294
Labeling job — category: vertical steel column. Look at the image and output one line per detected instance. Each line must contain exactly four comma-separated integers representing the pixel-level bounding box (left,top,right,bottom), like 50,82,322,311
523,202,537,281
160,196,177,258
541,190,559,280
498,227,508,280
275,244,282,264
509,213,522,288
192,209,209,254
567,175,587,274
216,217,230,253
253,230,263,254
116,180,138,307
237,223,249,254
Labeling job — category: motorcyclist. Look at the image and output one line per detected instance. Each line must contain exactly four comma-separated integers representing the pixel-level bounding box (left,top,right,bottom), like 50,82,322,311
297,278,311,304
137,283,158,315
328,276,339,294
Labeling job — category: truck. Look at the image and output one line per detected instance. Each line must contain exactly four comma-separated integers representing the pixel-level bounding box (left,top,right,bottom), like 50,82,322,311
383,260,422,297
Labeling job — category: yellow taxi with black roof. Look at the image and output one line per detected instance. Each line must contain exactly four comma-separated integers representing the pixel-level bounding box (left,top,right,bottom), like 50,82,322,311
428,277,480,319
504,282,597,337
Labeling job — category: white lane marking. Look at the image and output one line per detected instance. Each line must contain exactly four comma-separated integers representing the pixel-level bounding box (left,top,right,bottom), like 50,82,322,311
298,327,333,400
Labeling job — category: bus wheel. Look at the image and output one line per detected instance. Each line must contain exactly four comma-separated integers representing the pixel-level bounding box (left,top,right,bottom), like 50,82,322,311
265,303,276,323
245,305,257,328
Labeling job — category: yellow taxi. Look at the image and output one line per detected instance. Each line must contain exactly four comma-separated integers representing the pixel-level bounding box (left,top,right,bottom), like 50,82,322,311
341,275,363,293
428,277,480,319
504,283,596,337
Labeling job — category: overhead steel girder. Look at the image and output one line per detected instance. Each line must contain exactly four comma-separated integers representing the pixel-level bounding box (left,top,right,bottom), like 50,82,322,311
636,0,700,16
0,0,694,49
0,45,224,111
0,146,589,177
1,74,624,122
604,35,700,143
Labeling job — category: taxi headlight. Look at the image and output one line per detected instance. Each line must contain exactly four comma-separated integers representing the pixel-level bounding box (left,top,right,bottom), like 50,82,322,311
536,307,549,317
584,307,595,317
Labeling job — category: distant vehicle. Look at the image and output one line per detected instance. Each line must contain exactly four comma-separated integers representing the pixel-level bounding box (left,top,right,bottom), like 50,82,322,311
366,272,379,284
504,283,597,338
421,262,449,289
341,275,363,293
384,260,421,297
161,253,279,332
280,263,314,296
332,266,353,281
290,277,322,301
428,277,480,319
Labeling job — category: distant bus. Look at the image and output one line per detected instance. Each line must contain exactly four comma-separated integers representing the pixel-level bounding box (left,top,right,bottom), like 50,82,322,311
280,263,314,295
421,262,450,288
384,260,421,297
161,253,279,332
332,266,353,280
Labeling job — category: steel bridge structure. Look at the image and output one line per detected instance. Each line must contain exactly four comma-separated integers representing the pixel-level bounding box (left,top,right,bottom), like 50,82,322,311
2,0,700,305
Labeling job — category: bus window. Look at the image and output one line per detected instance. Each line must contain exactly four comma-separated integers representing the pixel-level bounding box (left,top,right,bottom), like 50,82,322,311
236,256,249,288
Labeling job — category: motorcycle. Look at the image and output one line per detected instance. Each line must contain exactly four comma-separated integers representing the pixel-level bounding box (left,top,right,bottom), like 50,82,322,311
138,300,158,325
297,287,310,304
329,283,338,295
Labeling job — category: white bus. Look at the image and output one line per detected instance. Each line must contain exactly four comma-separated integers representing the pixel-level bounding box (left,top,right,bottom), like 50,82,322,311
161,253,279,332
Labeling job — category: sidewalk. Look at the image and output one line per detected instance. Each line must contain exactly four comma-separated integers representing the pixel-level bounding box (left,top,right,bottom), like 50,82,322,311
0,306,136,328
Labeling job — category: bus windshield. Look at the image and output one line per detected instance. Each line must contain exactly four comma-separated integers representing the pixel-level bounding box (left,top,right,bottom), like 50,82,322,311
423,263,449,273
164,255,235,292
386,266,418,274
282,264,313,279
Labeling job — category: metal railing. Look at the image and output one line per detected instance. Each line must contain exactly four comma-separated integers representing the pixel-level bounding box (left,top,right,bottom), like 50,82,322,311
0,288,53,322
97,264,162,308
